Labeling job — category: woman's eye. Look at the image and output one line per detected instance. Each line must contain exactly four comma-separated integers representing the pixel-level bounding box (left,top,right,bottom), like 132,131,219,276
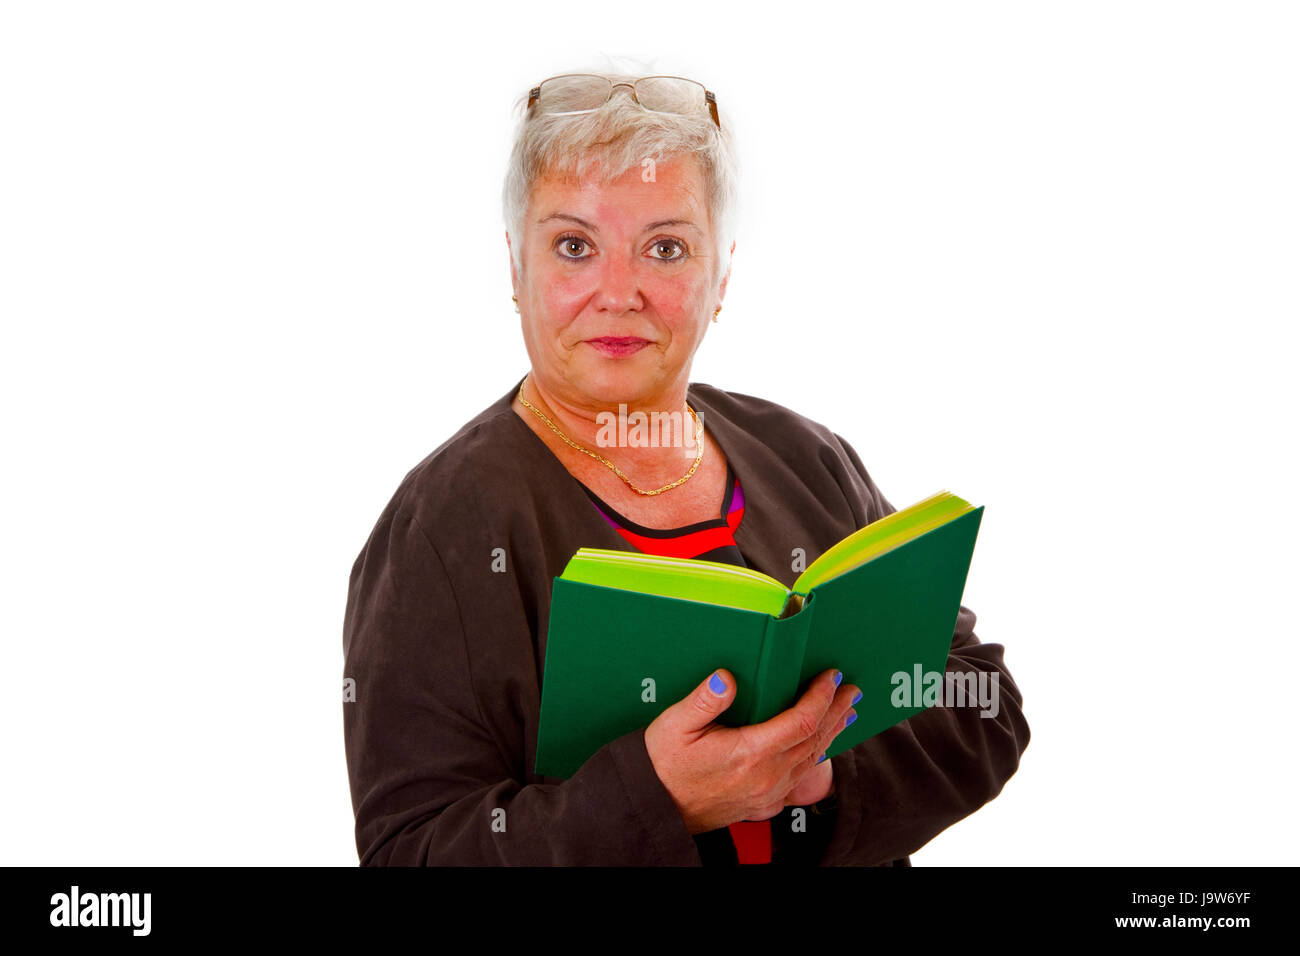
556,236,592,259
650,239,687,261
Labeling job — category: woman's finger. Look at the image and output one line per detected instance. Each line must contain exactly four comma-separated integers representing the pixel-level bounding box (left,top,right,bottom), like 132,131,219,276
742,668,841,754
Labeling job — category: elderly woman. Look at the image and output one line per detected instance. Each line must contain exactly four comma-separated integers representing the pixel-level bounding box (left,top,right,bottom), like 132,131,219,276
342,71,1030,866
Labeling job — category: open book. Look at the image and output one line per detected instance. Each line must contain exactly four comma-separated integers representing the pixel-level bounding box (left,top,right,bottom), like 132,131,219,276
534,492,984,779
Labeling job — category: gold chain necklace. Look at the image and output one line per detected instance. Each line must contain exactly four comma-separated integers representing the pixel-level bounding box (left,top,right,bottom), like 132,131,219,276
517,375,705,496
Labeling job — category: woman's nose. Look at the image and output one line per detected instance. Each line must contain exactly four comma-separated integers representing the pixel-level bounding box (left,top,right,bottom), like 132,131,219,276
590,253,644,314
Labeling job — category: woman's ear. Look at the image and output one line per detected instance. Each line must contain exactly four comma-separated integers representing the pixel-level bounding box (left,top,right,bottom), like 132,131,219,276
717,241,735,303
506,230,519,292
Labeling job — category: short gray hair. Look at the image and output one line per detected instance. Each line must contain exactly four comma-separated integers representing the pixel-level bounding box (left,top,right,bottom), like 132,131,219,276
502,70,739,276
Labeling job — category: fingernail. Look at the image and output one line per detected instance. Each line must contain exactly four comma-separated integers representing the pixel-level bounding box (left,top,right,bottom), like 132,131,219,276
844,712,858,728
851,691,862,705
708,671,727,695
833,671,843,688
816,753,827,764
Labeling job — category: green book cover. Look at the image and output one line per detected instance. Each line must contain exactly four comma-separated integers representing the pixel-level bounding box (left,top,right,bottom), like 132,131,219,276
534,492,984,779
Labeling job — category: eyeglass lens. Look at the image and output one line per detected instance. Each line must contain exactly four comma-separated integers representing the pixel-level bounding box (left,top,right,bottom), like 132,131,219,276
535,75,707,116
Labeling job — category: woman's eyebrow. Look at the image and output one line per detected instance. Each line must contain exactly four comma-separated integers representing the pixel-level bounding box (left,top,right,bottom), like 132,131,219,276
644,218,701,234
536,213,597,230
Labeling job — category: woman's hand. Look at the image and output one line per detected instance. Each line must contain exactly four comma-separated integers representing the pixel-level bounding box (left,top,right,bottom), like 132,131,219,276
781,754,834,807
644,668,859,835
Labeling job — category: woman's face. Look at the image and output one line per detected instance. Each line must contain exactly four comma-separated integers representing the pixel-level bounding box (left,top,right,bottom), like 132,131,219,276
509,154,730,411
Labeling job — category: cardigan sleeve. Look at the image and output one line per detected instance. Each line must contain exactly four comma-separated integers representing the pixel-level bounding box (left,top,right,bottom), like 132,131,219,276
818,435,1032,865
342,503,702,866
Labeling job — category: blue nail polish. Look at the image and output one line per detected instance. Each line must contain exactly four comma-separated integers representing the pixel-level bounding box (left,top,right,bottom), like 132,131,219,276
845,713,858,727
833,671,843,687
851,691,862,705
709,672,726,695
816,753,827,764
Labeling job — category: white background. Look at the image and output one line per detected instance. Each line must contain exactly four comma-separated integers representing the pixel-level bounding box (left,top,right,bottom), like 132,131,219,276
2,0,1296,866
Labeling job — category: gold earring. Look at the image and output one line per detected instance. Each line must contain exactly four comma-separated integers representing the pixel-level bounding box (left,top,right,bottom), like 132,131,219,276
513,295,520,314
712,306,722,323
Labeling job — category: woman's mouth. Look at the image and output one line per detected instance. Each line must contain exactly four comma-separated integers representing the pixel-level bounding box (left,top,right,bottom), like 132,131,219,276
585,337,650,358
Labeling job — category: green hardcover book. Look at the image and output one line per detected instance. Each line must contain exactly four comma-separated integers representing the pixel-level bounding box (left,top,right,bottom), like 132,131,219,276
534,491,984,779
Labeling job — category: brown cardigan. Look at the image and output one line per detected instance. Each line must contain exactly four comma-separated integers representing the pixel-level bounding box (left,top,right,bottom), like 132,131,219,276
341,375,1031,865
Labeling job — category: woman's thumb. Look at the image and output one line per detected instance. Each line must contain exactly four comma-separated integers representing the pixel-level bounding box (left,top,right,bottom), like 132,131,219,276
674,669,735,732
